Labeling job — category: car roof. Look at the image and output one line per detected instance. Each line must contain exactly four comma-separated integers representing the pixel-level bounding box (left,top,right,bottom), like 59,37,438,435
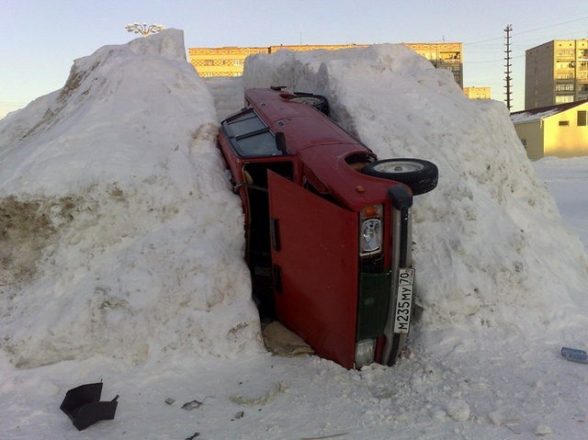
245,88,365,154
241,88,406,209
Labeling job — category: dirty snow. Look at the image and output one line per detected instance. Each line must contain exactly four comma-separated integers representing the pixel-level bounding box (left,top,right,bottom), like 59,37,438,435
0,29,261,369
1,31,588,440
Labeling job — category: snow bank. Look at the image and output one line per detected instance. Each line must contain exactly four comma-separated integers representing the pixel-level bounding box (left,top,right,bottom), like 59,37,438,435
0,30,262,368
244,45,588,335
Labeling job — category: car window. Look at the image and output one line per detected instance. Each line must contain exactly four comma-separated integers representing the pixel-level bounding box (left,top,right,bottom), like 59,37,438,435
234,131,282,157
223,110,285,158
226,111,265,137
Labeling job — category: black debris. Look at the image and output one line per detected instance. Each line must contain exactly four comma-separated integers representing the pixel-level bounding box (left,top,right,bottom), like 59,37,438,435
181,400,203,410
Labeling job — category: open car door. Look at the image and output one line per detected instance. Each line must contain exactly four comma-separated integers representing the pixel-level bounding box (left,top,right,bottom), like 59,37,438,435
268,171,359,368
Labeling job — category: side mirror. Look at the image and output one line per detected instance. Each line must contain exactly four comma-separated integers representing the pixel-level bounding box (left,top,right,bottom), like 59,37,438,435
275,132,288,155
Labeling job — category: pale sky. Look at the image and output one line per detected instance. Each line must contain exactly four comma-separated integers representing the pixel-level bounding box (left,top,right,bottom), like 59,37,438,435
1,0,587,117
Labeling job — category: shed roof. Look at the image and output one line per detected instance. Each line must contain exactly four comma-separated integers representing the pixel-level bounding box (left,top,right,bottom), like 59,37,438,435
511,99,588,124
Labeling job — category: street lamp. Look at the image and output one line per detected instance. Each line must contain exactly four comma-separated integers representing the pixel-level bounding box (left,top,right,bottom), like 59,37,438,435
125,23,166,37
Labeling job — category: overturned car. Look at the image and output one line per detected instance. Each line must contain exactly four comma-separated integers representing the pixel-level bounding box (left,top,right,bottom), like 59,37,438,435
217,87,438,369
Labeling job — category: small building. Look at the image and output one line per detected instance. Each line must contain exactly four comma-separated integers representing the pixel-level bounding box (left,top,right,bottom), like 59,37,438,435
464,86,491,100
511,100,588,160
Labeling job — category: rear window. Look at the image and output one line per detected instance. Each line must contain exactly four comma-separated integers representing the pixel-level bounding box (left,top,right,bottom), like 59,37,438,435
223,110,284,158
226,111,265,137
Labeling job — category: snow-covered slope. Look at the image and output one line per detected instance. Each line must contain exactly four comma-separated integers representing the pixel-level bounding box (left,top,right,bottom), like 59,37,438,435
0,30,261,369
244,45,588,336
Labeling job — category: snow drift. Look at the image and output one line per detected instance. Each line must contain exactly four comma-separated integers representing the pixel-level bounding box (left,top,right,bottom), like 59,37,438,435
0,30,261,368
244,45,588,334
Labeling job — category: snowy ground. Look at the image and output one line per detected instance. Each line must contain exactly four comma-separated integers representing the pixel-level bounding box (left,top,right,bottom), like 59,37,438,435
535,157,588,249
1,31,588,440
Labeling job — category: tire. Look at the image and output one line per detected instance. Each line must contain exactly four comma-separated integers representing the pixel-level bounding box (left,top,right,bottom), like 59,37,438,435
361,159,438,195
291,92,330,116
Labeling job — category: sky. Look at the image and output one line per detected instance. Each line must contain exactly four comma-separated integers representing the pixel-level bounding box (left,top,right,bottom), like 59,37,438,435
1,0,587,118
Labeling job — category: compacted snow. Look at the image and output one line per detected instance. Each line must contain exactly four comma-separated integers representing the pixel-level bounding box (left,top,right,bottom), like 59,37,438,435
1,30,588,440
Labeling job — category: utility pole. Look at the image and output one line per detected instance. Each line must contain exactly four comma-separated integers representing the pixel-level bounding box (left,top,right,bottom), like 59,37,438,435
504,24,513,111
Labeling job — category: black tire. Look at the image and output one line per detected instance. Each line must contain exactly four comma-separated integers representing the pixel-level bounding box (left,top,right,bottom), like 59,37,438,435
291,92,330,116
361,159,438,195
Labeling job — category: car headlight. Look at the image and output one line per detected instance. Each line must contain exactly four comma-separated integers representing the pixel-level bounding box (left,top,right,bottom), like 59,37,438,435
360,205,383,256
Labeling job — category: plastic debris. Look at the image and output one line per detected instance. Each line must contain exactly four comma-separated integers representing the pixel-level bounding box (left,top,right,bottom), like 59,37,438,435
181,399,203,410
561,347,588,364
60,382,118,431
231,410,245,421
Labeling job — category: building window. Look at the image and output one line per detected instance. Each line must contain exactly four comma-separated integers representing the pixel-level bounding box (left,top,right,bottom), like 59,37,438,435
555,83,575,92
559,121,570,126
555,62,574,70
556,48,575,58
555,95,574,104
578,111,587,126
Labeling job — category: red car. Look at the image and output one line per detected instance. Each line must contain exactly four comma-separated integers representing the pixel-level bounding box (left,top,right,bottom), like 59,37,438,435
217,87,437,369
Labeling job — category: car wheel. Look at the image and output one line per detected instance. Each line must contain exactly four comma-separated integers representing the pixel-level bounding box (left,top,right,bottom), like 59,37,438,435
361,159,438,195
291,93,330,116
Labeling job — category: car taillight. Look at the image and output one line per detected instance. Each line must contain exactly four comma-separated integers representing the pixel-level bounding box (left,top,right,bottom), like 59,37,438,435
359,205,383,256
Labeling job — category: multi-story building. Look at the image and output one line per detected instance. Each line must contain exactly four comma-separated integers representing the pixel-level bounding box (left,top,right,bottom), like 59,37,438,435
188,42,463,87
464,86,491,100
188,46,269,77
525,39,588,109
406,43,463,88
188,44,363,78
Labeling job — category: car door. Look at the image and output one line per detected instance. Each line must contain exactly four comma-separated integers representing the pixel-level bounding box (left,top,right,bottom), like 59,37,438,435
268,171,359,368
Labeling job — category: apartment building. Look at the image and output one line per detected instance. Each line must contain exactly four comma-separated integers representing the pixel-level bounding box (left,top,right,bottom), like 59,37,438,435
525,39,588,109
464,86,491,100
407,42,462,87
188,42,463,87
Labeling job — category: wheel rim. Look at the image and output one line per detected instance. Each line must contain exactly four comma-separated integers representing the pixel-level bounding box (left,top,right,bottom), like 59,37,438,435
373,161,425,174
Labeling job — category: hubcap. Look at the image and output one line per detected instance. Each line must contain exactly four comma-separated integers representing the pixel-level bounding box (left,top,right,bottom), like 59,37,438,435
374,161,424,173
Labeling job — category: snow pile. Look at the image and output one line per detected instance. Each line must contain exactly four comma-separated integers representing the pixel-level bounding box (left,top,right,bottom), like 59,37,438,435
244,45,588,334
0,30,261,369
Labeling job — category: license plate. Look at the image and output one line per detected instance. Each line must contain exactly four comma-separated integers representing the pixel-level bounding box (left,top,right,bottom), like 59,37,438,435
393,268,415,334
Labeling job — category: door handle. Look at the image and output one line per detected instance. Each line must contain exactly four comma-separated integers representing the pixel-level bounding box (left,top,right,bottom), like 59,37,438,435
270,217,281,252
